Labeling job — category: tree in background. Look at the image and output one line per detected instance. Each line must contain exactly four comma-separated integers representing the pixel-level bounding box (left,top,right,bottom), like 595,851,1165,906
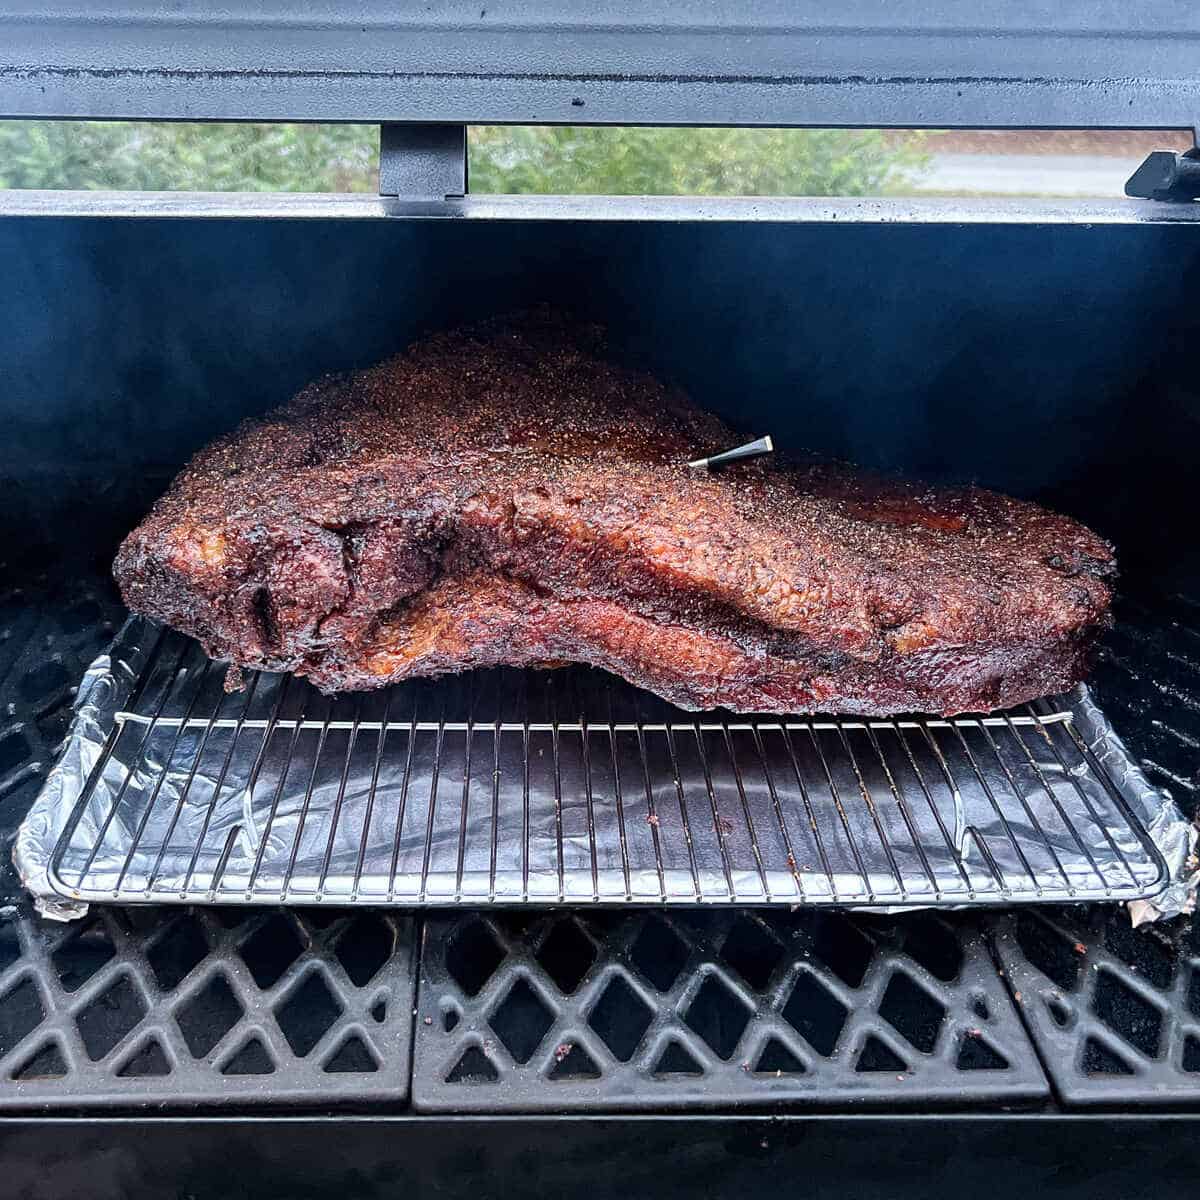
0,122,378,191
0,121,927,195
470,126,926,195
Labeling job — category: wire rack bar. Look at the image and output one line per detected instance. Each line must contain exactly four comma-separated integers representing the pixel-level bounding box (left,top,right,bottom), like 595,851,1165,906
111,715,1073,731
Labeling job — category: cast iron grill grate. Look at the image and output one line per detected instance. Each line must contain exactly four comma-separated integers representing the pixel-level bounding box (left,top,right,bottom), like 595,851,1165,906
411,910,1048,1111
0,902,416,1109
39,620,1167,909
991,906,1200,1104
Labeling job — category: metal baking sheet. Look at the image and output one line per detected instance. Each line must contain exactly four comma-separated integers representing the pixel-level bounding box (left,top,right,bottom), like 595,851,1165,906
15,618,1185,918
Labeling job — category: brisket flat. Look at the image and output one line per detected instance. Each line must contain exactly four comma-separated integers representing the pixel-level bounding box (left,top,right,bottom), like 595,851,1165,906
114,313,1115,715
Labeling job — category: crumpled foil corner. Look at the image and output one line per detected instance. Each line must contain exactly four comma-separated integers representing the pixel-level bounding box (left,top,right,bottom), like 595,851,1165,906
13,631,148,921
1072,687,1198,923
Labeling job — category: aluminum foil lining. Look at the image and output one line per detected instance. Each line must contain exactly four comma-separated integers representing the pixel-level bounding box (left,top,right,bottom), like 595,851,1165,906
15,618,1195,922
1073,687,1198,924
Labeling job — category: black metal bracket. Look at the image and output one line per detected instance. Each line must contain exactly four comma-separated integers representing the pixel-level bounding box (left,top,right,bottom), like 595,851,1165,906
1125,147,1200,202
379,125,467,200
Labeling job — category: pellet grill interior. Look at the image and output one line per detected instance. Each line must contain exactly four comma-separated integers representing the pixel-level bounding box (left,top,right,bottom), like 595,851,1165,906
1,7,1200,1194
0,210,1197,1133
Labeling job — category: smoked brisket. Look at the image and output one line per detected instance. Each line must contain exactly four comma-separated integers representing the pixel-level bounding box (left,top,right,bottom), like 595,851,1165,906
114,313,1115,715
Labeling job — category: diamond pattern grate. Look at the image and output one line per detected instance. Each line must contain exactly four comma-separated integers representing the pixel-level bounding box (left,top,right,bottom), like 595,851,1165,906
0,903,415,1108
991,906,1200,1104
411,910,1048,1111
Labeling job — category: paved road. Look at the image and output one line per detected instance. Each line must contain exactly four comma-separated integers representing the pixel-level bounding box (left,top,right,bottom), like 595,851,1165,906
915,153,1141,197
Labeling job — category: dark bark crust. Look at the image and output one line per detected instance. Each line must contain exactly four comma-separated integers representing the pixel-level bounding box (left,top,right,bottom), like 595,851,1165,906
114,311,1115,715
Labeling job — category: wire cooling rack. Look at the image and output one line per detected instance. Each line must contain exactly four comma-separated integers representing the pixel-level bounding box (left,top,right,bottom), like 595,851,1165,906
22,620,1169,909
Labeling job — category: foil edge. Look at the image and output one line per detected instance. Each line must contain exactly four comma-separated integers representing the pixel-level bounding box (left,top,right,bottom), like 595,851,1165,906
12,616,149,922
1070,683,1198,922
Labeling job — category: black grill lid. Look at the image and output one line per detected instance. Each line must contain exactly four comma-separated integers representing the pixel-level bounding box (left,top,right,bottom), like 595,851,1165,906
1,2,1198,130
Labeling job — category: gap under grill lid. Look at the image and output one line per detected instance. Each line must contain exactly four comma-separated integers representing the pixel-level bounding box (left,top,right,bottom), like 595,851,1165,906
17,618,1172,911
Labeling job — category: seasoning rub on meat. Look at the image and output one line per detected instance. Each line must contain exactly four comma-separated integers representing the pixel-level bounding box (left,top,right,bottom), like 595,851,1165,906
115,312,1115,715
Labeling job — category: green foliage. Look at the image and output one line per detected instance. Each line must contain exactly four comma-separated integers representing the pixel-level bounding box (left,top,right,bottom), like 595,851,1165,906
0,121,926,196
0,122,377,191
469,126,927,196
